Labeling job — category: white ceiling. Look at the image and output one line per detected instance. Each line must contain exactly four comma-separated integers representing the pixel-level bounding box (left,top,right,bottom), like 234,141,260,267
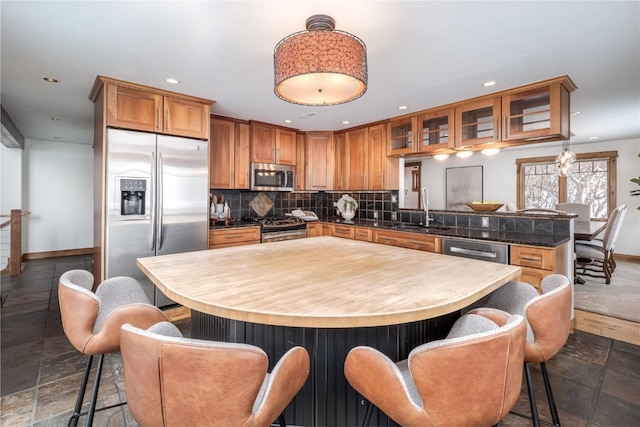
1,1,639,148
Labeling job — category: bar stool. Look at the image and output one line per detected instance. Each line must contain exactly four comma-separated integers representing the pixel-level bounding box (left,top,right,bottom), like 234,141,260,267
484,274,572,427
119,321,310,427
344,308,526,426
58,269,168,426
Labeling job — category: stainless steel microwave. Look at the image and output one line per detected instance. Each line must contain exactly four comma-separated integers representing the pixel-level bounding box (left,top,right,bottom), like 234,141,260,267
250,162,295,191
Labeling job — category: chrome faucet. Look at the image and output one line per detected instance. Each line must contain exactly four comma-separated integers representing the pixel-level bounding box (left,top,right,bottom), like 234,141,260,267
421,187,432,225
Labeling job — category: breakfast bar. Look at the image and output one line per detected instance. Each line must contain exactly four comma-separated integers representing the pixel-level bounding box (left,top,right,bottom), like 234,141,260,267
137,236,522,426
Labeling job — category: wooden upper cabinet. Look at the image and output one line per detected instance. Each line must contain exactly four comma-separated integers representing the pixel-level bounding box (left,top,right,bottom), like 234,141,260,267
345,127,368,189
368,124,390,190
333,132,346,190
209,118,250,189
250,123,296,165
93,76,212,140
163,96,210,139
209,118,236,188
417,107,455,154
501,78,574,142
276,129,297,165
295,133,306,190
454,95,502,148
251,123,277,163
305,132,334,191
387,115,417,156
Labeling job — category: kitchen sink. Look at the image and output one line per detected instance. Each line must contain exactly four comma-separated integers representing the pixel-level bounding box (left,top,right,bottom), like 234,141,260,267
392,223,452,232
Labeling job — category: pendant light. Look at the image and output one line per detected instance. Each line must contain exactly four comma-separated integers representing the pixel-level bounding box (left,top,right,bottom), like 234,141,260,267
555,140,576,176
274,15,368,106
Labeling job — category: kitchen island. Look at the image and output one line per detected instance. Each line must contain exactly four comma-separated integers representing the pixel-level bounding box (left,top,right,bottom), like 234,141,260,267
137,236,522,426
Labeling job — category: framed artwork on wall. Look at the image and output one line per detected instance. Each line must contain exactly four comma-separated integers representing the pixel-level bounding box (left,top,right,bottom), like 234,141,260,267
446,166,483,210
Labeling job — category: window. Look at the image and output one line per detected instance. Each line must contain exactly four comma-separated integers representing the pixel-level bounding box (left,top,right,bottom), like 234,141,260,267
516,151,617,219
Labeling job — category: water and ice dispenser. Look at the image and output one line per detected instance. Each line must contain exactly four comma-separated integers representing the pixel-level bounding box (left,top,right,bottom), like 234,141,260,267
119,178,147,216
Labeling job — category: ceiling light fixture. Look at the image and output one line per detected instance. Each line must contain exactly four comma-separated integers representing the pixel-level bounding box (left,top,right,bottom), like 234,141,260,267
456,150,473,158
482,81,496,87
433,153,449,160
165,78,179,84
342,120,350,125
43,77,59,83
274,14,367,106
398,105,408,110
481,147,500,156
555,140,576,177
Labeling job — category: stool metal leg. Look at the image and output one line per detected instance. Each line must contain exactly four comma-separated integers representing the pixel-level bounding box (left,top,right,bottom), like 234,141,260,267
362,400,374,427
541,362,561,427
524,363,541,427
85,354,105,427
68,355,94,427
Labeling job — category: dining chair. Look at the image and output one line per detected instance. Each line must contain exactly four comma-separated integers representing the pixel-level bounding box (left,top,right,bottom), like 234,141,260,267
556,202,590,221
119,321,310,427
483,274,572,427
344,308,526,427
576,205,627,283
58,269,168,427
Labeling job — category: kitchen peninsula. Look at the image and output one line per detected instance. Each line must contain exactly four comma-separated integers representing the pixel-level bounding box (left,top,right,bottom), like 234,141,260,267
137,236,522,426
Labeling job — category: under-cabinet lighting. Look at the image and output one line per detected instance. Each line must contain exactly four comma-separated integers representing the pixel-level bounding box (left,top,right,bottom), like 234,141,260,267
433,153,449,160
481,148,500,156
455,150,473,158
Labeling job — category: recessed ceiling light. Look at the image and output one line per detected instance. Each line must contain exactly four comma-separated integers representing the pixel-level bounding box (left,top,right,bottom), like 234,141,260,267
53,136,61,139
482,81,496,87
433,153,449,160
398,105,408,110
50,117,61,121
570,111,581,116
43,77,59,83
165,78,179,84
284,119,292,123
587,136,600,140
342,120,350,125
455,150,473,158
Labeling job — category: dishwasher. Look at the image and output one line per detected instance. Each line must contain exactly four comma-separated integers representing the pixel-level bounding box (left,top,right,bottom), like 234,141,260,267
442,237,509,264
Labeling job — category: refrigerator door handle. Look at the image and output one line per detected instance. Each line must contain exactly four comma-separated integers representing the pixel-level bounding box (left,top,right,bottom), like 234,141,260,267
157,152,164,251
150,151,157,251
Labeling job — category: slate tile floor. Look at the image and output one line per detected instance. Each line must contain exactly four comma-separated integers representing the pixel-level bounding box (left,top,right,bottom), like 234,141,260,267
2,255,639,426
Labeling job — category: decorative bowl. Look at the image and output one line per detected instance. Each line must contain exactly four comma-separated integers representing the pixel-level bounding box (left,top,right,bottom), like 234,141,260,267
466,203,504,212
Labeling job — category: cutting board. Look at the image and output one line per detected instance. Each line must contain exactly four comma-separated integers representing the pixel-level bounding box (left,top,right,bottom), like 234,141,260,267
249,193,273,217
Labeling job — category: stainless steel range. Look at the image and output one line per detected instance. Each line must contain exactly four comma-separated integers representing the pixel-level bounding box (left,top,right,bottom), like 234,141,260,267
252,216,307,243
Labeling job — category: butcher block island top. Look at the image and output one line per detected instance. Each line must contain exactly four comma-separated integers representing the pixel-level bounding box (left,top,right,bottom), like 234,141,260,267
137,236,522,328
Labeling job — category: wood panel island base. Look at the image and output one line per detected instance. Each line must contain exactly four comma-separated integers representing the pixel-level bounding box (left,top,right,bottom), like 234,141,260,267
137,237,522,427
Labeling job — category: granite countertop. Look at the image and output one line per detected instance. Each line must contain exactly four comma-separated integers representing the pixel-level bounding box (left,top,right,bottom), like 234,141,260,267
209,219,259,229
327,217,570,247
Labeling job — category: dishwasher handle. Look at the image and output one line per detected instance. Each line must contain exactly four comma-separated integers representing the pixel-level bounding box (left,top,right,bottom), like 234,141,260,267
449,246,498,259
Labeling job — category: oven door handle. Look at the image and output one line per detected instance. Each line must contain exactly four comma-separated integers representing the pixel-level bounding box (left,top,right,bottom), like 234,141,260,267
262,229,307,242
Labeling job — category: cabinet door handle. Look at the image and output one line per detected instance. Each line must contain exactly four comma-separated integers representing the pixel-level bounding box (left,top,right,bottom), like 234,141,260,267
521,255,542,261
379,236,396,242
166,108,171,132
157,109,161,131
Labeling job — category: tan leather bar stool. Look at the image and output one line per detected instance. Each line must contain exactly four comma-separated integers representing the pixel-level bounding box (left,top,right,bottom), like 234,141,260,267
484,274,572,427
119,321,310,427
344,308,526,427
58,269,168,426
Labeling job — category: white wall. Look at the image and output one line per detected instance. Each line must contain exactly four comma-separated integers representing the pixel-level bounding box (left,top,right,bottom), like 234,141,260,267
23,139,93,254
0,143,24,267
414,138,640,256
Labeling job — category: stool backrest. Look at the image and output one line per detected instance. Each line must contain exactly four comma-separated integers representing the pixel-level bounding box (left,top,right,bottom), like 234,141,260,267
556,202,590,221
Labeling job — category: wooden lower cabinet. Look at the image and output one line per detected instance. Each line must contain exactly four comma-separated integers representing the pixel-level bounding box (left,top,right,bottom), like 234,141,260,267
307,223,323,237
510,244,569,292
354,227,373,242
209,227,260,249
374,229,441,253
332,224,355,239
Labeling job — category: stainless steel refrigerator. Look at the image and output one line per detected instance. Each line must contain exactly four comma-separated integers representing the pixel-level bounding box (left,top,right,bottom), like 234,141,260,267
105,128,208,307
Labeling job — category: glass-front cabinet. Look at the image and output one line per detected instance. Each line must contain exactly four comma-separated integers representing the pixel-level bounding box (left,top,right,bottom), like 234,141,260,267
387,116,417,156
454,96,502,148
502,79,573,142
417,107,455,154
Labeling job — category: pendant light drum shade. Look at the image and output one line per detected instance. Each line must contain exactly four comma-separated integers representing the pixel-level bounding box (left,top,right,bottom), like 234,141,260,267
274,15,368,106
